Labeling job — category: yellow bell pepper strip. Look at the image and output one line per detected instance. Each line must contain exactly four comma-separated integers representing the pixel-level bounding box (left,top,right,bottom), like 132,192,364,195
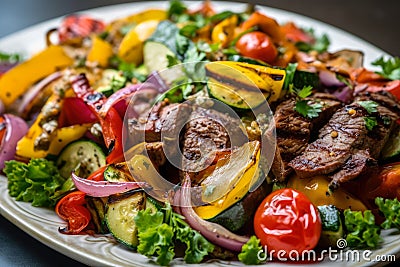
0,45,73,108
87,36,114,67
118,19,161,65
16,122,90,159
240,11,284,43
71,73,124,163
107,9,166,30
211,15,238,48
194,146,260,220
287,174,367,211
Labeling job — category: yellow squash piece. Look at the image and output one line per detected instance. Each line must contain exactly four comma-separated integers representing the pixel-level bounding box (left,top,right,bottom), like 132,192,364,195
287,174,367,211
194,141,261,219
211,15,238,47
16,94,90,159
87,36,114,67
118,19,162,65
16,123,90,159
205,61,286,103
107,9,167,31
0,45,73,107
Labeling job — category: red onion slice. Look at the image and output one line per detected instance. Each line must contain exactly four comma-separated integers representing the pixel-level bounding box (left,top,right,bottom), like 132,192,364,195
98,83,157,117
0,114,29,170
17,71,62,118
71,172,150,197
179,174,249,252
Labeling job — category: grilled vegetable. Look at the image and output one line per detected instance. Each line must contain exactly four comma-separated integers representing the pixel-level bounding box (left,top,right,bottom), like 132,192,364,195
194,141,261,219
205,61,286,104
207,181,270,232
287,174,367,211
104,162,134,182
56,140,106,179
105,190,146,248
0,46,73,107
85,196,108,234
317,205,344,248
207,77,266,109
143,20,182,73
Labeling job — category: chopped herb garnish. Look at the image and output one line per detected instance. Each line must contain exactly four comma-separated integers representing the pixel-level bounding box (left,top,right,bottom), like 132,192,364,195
358,100,378,114
295,29,330,53
295,100,323,119
372,56,400,81
364,116,378,131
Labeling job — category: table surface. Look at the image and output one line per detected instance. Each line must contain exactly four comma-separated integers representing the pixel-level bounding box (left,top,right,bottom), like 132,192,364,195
0,0,399,266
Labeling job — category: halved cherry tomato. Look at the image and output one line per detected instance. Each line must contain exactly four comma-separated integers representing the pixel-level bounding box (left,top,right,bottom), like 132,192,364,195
55,191,91,234
254,188,321,258
235,31,278,64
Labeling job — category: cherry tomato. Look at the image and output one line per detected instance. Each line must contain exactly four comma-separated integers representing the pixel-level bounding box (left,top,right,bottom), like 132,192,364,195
55,191,91,234
235,31,278,64
254,188,321,257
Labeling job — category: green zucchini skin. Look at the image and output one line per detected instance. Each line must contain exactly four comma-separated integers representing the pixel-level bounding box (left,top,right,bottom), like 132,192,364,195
207,78,266,110
86,196,109,234
317,205,344,248
105,190,146,248
104,162,134,182
56,140,106,179
207,182,270,233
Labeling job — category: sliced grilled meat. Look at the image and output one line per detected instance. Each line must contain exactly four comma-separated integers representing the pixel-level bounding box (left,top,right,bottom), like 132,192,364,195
290,91,400,188
271,93,342,181
128,100,192,143
329,149,375,191
182,106,247,172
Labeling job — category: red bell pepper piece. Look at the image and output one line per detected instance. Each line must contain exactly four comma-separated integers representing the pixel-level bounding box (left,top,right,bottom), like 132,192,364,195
71,73,124,163
55,191,91,234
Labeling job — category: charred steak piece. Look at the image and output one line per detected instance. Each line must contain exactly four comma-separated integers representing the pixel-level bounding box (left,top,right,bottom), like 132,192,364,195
289,91,400,187
182,106,247,172
128,100,192,143
271,93,342,181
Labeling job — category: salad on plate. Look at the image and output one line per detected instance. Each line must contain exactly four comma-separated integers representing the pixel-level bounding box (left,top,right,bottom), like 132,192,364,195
0,0,400,266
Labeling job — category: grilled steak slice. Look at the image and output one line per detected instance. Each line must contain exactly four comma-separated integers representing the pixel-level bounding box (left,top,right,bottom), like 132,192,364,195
271,93,341,181
182,106,247,172
128,100,191,143
146,142,167,168
290,91,400,186
329,149,375,191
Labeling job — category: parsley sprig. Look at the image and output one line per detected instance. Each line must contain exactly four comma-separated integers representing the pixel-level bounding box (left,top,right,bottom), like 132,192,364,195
291,85,322,119
357,100,379,131
372,56,400,81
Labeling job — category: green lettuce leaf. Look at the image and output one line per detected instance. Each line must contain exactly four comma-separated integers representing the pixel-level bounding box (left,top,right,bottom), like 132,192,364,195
4,159,66,207
238,236,264,265
344,209,382,249
375,197,400,229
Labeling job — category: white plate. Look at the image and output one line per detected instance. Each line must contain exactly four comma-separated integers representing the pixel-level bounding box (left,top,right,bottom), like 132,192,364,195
0,1,398,266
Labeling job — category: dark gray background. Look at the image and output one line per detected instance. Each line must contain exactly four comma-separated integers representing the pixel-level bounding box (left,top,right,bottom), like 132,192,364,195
0,1,399,266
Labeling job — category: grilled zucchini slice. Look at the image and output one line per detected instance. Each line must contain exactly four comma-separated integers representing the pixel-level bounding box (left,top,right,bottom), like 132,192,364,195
105,190,145,248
